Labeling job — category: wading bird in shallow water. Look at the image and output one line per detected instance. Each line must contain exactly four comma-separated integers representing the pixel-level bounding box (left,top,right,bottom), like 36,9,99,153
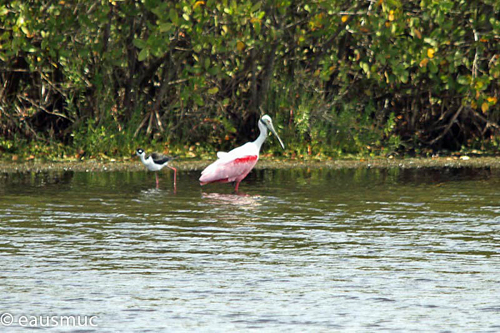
136,148,177,189
199,114,285,192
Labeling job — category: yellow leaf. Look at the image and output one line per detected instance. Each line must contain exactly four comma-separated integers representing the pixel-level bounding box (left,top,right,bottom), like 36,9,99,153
250,17,261,24
487,96,497,104
341,15,349,23
385,21,391,27
481,102,489,113
419,58,429,67
236,41,245,51
471,100,477,109
193,1,205,9
427,48,435,58
388,10,395,21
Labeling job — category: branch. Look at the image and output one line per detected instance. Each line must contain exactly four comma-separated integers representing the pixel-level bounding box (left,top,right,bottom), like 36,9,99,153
18,95,74,122
429,105,463,145
471,108,500,133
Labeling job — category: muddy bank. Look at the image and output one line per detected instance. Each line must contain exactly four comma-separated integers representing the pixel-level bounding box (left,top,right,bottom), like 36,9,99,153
1,156,500,173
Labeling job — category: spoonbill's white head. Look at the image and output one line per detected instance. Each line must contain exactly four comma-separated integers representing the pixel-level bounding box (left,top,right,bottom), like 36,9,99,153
260,115,285,149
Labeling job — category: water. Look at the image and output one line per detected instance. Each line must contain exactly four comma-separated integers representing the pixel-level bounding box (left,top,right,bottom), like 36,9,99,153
1,167,499,332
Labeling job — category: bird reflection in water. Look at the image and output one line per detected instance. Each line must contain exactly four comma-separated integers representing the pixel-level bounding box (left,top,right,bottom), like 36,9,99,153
134,187,175,203
201,192,262,210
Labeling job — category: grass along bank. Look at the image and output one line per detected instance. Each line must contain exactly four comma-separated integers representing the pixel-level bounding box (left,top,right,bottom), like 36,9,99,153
1,156,500,174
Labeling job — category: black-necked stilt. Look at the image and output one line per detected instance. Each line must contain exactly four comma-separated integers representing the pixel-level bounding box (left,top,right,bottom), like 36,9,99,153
136,148,177,188
199,115,285,192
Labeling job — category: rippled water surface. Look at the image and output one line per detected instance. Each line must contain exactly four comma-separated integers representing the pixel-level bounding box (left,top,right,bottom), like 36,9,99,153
1,167,500,332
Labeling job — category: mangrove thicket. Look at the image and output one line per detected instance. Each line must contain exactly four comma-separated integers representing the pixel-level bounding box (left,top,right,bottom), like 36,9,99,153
1,0,500,159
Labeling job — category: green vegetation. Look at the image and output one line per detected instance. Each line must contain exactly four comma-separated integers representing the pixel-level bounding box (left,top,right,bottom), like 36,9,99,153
1,0,500,161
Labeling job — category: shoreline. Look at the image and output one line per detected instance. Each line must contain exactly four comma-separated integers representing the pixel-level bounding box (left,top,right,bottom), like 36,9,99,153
1,156,500,173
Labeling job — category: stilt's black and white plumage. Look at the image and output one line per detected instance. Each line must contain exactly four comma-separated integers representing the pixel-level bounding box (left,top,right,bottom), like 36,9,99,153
136,148,177,188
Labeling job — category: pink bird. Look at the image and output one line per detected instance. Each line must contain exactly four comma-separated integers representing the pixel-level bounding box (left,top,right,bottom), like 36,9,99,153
199,115,285,192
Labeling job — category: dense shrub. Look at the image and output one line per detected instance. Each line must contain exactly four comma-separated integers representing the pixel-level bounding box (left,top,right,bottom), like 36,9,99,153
1,0,499,158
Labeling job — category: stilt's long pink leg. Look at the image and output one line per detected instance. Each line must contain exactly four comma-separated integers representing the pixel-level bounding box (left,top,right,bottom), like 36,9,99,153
167,166,177,187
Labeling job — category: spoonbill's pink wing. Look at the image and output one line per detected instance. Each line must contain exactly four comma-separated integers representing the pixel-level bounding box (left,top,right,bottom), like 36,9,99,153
200,155,258,185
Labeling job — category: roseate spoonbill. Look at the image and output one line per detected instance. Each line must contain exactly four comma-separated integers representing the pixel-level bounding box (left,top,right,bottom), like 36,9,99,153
199,115,285,192
136,148,177,188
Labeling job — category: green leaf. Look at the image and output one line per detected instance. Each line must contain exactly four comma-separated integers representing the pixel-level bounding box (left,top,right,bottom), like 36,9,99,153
0,6,8,16
207,65,219,75
253,21,261,35
169,9,179,25
133,39,146,49
400,70,409,83
193,44,202,53
457,75,470,86
385,0,402,8
193,93,204,106
251,2,261,11
159,23,173,33
138,48,149,61
20,26,30,36
207,87,219,94
428,60,438,74
360,62,370,74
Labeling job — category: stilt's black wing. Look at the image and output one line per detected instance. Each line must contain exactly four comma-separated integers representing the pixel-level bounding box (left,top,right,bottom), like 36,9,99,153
150,153,174,164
